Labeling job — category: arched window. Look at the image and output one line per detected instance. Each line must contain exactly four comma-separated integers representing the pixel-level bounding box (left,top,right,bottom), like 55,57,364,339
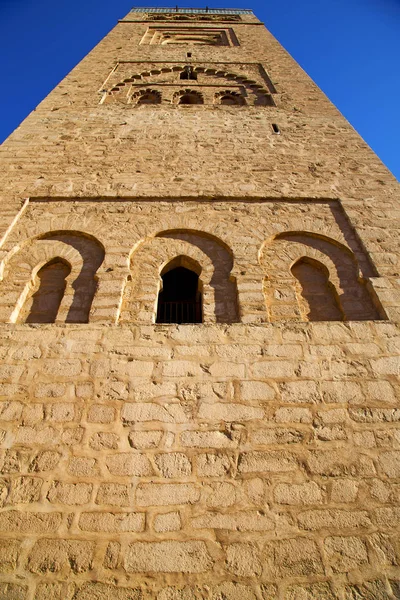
291,258,343,321
218,92,245,106
176,90,204,105
180,66,197,80
135,90,161,105
24,259,71,324
156,259,202,324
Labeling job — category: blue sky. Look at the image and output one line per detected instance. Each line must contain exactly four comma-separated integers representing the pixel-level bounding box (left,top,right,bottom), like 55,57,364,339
0,0,399,180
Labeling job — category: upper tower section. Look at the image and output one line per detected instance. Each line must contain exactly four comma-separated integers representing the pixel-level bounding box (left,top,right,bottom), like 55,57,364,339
103,7,275,108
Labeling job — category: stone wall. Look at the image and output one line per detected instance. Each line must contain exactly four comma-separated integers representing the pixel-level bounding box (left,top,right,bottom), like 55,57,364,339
0,320,399,600
0,7,400,600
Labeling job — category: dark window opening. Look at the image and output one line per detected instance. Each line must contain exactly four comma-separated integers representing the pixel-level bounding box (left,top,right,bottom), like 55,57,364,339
156,266,202,324
220,94,244,106
136,91,161,105
272,123,280,134
187,52,192,57
178,93,203,105
180,66,197,80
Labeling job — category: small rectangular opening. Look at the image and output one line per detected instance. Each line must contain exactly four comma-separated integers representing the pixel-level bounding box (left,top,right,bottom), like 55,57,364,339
187,52,192,57
272,123,280,134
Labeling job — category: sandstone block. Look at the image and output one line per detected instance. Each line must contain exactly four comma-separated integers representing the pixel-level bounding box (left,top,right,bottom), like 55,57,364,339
28,539,95,574
0,539,21,572
210,582,258,600
79,511,145,532
298,509,371,530
378,451,400,477
370,356,400,375
155,452,192,478
121,403,187,423
240,380,275,401
47,481,92,505
62,427,85,445
0,401,23,421
106,453,153,476
47,403,76,422
22,403,44,426
331,479,359,503
320,381,362,404
72,582,142,600
34,383,66,398
251,360,295,378
89,431,119,450
15,426,60,445
208,362,246,378
0,510,61,532
8,476,42,504
279,381,320,403
198,403,264,421
128,430,163,449
344,579,390,600
324,535,368,572
0,365,25,381
104,542,120,569
33,582,76,600
275,407,312,423
126,360,154,377
153,511,181,532
264,537,324,578
136,483,200,506
0,583,28,600
181,430,237,448
162,361,203,377
238,451,298,474
87,404,116,423
273,482,323,505
68,456,99,477
286,582,336,600
250,428,305,445
192,510,274,531
96,482,130,506
43,359,81,377
225,542,262,577
204,481,237,507
157,587,203,600
195,452,232,477
125,540,213,573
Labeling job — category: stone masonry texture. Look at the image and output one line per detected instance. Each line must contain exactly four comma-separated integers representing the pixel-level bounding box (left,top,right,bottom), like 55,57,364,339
0,6,400,599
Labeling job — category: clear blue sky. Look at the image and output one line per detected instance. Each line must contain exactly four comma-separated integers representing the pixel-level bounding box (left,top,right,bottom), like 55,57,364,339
1,0,399,180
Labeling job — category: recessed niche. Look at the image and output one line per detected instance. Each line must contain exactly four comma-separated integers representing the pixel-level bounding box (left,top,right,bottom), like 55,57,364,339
141,27,238,46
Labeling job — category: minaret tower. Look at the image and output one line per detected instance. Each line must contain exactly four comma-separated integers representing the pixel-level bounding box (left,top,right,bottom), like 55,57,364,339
0,7,399,600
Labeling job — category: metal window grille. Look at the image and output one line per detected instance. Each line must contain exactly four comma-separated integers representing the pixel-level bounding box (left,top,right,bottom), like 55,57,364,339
156,299,202,324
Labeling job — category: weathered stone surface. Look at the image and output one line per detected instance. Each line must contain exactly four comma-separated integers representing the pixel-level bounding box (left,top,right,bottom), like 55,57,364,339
47,481,92,505
106,453,153,476
324,536,368,572
264,538,324,578
0,510,61,532
192,510,274,531
73,583,142,600
0,583,28,600
125,541,213,573
79,511,145,532
28,539,95,574
225,543,262,576
155,453,192,478
0,4,399,597
153,511,181,532
136,483,200,506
